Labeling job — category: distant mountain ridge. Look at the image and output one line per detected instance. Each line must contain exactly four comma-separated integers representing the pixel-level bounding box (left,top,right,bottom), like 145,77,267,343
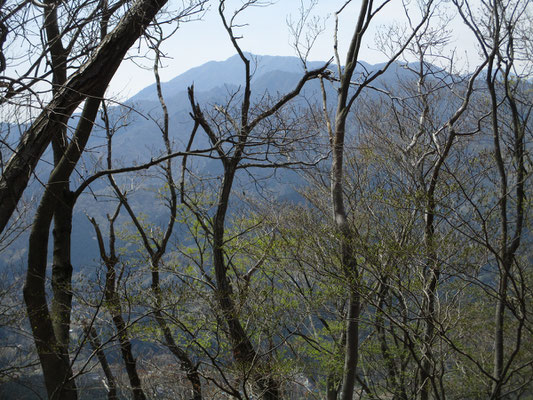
111,54,415,164
130,53,334,102
1,54,417,268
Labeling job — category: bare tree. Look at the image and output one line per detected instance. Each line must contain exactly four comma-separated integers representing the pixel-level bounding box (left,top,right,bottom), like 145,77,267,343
452,0,532,397
89,200,147,400
97,26,204,398
314,1,436,398
4,1,207,398
179,2,330,397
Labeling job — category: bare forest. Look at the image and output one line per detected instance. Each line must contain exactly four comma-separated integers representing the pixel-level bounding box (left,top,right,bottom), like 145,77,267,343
0,0,532,399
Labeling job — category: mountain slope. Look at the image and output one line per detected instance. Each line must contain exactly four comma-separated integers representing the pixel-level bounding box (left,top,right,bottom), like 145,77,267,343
2,54,419,268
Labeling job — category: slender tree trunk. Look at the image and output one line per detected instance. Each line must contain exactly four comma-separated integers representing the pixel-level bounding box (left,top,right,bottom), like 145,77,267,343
90,215,147,400
83,322,119,400
491,258,509,399
112,313,146,400
186,48,327,400
339,287,360,400
151,268,203,400
150,47,203,398
213,164,280,399
333,108,360,400
419,267,438,400
329,3,372,396
420,197,438,400
375,279,409,400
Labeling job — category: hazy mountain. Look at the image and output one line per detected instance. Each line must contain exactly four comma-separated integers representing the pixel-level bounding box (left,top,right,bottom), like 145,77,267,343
130,53,334,103
1,54,420,269
99,54,415,164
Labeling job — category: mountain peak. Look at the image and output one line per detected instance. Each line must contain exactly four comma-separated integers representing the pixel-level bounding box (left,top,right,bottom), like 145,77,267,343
127,54,415,105
129,54,327,102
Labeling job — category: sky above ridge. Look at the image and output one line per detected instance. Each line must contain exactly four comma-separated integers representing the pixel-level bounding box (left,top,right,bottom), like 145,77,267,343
109,0,479,100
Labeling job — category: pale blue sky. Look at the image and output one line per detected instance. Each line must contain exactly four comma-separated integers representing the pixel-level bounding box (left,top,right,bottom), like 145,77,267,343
109,0,478,99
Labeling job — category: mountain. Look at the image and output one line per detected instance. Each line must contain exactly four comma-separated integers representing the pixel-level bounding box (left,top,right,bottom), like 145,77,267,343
128,54,415,109
1,54,419,269
130,53,333,103
102,54,414,164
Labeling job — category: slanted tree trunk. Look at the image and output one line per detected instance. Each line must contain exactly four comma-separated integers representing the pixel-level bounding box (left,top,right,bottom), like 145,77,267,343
83,321,119,400
25,192,77,400
24,94,102,399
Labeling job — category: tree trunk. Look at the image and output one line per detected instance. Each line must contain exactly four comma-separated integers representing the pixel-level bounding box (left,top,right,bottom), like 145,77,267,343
339,286,360,400
333,106,360,400
491,258,509,399
83,322,119,400
90,213,147,400
24,187,77,400
112,314,146,400
151,272,203,400
327,374,339,400
50,191,74,350
213,163,280,399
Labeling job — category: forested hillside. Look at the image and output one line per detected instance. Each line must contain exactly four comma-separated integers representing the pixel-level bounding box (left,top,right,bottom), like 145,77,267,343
0,0,532,399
